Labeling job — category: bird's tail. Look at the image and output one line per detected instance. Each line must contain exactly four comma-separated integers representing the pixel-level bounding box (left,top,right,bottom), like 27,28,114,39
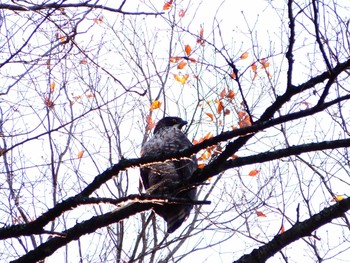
155,204,193,233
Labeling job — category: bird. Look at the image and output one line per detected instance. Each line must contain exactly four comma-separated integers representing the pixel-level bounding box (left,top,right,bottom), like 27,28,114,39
140,116,197,233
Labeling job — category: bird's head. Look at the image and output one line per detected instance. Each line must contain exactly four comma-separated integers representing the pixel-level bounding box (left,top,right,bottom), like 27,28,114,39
153,117,188,134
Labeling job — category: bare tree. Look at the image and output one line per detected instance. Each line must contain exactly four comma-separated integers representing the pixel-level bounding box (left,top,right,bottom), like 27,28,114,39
1,0,350,262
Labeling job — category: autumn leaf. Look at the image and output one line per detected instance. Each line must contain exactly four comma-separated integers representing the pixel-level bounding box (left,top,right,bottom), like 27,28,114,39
251,63,257,72
56,33,65,43
146,115,155,131
219,88,226,99
203,132,214,140
50,82,56,92
256,211,267,217
169,56,183,63
230,72,236,79
198,150,211,161
177,61,187,69
185,45,192,56
261,61,270,69
240,52,248,59
237,111,246,119
77,150,84,159
163,0,173,10
174,74,189,84
44,97,55,109
197,26,205,45
80,58,88,64
217,101,224,114
205,112,214,121
280,225,285,234
238,115,252,128
224,109,230,115
93,16,104,24
227,90,236,99
330,195,344,202
150,100,161,111
199,26,204,38
248,169,260,176
179,9,185,17
198,163,205,169
188,57,197,63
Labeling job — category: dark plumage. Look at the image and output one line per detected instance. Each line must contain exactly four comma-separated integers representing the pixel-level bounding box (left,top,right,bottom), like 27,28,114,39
140,117,197,233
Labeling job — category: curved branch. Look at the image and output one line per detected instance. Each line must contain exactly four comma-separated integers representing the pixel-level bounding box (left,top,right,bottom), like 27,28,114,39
234,197,350,262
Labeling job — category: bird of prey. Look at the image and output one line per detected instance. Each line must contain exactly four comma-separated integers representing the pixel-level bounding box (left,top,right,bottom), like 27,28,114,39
140,117,197,233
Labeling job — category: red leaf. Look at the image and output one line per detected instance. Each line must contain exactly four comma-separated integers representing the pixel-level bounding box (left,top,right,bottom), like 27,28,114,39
163,0,173,10
256,211,267,217
179,9,185,17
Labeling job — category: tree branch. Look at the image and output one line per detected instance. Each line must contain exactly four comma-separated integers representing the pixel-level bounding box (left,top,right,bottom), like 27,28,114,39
234,197,350,262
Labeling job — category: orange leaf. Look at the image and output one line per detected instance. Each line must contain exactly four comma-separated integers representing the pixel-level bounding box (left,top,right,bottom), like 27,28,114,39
219,88,226,99
177,61,187,69
205,112,214,121
280,225,285,234
240,52,248,59
224,109,230,115
179,9,185,17
203,132,214,140
251,63,257,72
217,101,224,114
238,115,252,128
227,90,236,99
198,150,211,161
50,82,56,92
237,111,246,119
185,45,192,56
77,150,84,159
261,62,270,69
256,211,267,217
146,115,155,131
248,169,260,176
188,57,197,63
169,56,183,63
150,100,161,111
198,163,205,169
230,72,236,79
163,0,173,10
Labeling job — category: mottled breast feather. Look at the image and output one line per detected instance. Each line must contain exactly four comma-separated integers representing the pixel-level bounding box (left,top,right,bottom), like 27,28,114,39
140,123,197,233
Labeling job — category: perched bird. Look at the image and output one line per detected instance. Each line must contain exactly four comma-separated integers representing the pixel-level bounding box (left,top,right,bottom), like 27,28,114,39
140,117,197,233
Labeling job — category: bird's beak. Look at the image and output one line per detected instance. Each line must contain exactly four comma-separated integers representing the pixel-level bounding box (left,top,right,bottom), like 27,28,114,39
180,120,188,129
